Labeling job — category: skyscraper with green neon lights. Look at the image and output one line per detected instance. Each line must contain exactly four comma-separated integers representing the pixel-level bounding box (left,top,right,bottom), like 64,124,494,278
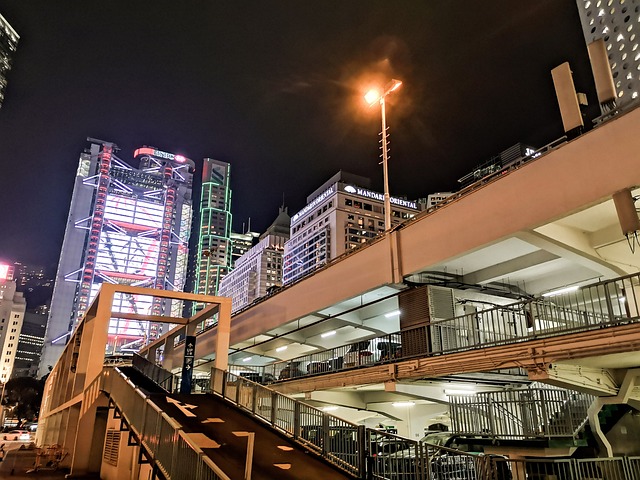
194,158,232,305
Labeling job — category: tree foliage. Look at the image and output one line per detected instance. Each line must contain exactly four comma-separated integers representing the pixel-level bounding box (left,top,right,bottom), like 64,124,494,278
1,376,44,426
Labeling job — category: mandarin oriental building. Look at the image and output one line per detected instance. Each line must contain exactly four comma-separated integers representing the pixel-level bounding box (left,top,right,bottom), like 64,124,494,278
283,171,420,284
40,140,194,375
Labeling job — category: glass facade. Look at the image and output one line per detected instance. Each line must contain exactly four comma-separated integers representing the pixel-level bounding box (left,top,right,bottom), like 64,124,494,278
43,142,194,359
0,14,18,108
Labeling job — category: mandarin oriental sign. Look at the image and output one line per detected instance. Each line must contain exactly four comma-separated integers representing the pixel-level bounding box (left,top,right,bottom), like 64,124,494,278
291,183,418,226
345,185,418,210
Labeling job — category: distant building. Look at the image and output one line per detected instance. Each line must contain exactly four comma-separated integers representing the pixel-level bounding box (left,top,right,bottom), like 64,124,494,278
12,311,46,378
0,278,26,382
231,230,260,266
219,207,290,313
420,193,454,209
40,140,194,375
457,143,537,187
0,262,14,281
283,171,420,284
0,13,18,109
576,0,640,108
193,159,233,304
12,262,45,288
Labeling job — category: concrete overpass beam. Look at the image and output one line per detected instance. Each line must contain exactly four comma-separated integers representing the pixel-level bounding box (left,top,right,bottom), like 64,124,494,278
304,390,366,409
463,250,559,285
528,363,619,396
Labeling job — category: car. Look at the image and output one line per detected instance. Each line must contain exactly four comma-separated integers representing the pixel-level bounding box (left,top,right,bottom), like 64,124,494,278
3,430,31,442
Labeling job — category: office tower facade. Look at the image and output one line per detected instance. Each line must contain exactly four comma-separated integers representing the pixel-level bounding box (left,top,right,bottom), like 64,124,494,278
219,207,290,313
576,0,640,107
40,140,194,374
194,159,233,300
0,13,18,109
0,276,26,383
12,311,46,378
283,171,420,284
420,193,454,209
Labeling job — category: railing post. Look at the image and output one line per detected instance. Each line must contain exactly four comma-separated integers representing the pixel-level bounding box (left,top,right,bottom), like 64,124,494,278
357,425,366,479
293,401,301,440
322,412,330,456
603,282,616,323
252,384,258,414
488,397,496,436
566,391,576,433
539,389,550,436
271,391,278,427
221,370,227,398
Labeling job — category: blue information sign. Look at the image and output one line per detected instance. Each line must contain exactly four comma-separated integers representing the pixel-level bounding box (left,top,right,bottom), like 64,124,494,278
180,336,196,394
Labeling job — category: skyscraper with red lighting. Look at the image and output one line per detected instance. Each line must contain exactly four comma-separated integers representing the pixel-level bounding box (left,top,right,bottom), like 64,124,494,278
39,139,194,375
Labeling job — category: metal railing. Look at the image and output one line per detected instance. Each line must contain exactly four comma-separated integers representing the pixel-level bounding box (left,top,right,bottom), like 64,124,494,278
225,272,640,388
449,385,594,439
368,444,640,480
210,367,366,478
103,368,232,480
132,352,177,392
510,456,640,480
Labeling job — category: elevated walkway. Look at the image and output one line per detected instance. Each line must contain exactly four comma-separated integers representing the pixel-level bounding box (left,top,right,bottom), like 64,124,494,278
218,273,640,401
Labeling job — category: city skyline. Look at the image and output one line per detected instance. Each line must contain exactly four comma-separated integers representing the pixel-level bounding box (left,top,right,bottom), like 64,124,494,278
0,1,598,267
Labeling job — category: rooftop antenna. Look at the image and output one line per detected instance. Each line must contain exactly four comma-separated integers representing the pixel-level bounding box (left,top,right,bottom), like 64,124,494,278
247,217,251,234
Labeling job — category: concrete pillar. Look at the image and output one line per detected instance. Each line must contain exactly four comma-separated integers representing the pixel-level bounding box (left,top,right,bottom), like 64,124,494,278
67,285,114,476
214,299,232,372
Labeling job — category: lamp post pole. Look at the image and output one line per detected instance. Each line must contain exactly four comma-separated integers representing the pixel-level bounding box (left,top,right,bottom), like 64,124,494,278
379,95,392,231
365,79,402,231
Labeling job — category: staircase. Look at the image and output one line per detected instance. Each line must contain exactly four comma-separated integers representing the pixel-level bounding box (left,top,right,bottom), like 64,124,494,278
449,385,597,449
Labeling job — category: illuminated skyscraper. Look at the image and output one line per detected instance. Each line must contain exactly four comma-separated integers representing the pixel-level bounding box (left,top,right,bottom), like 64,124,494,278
40,139,194,374
0,13,18,109
193,159,232,304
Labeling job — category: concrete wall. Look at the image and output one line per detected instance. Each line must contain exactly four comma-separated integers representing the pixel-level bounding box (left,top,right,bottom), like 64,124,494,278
100,410,139,480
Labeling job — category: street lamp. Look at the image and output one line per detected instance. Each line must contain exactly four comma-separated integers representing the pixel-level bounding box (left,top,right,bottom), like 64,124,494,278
364,79,402,231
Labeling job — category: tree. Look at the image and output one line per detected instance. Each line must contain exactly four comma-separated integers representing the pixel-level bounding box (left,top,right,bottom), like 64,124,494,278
1,377,44,426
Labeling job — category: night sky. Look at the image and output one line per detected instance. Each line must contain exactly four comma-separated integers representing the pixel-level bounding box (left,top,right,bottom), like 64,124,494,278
0,1,598,269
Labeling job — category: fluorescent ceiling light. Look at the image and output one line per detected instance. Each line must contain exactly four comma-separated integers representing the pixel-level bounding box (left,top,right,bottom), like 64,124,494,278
322,406,339,411
276,346,288,352
321,330,336,338
385,310,401,318
542,285,579,297
392,401,415,407
242,357,252,362
444,389,476,396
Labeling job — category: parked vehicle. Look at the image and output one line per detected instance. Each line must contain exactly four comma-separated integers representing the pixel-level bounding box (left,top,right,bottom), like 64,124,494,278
373,433,513,480
3,430,31,442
